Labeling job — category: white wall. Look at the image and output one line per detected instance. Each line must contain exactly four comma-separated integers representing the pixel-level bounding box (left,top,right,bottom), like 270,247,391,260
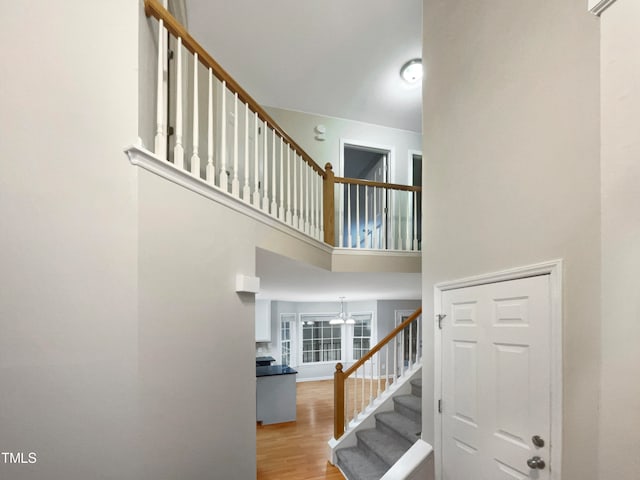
599,1,640,478
266,106,422,184
422,1,601,479
0,1,139,478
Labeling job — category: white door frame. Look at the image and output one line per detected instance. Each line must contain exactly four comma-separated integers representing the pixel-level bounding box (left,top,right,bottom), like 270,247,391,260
338,138,396,183
408,149,422,187
433,259,563,480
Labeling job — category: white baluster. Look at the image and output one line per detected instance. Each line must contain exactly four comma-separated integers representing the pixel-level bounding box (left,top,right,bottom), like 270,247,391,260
417,316,421,362
279,138,285,219
304,165,311,235
173,37,184,169
377,350,381,397
220,81,229,191
385,345,389,391
361,364,365,413
345,376,349,430
364,186,369,248
412,192,418,251
262,122,269,212
401,327,405,377
243,103,250,201
206,68,215,185
356,185,361,248
286,147,291,224
382,187,387,250
347,184,352,248
318,173,324,241
369,359,373,405
231,93,239,196
405,191,411,251
373,186,377,249
396,190,402,250
154,20,167,160
353,368,358,419
393,333,397,383
310,169,315,237
338,183,344,248
271,131,277,216
252,112,260,207
409,319,413,369
292,152,298,228
190,53,200,178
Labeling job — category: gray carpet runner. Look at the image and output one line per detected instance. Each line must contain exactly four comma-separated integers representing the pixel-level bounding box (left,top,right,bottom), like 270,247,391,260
336,378,422,480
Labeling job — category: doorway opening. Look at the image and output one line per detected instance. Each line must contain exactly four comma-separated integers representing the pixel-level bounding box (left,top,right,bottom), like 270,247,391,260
410,151,422,250
342,143,391,248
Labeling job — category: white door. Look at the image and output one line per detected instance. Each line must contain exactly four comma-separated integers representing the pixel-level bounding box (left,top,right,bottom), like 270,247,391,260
441,275,551,479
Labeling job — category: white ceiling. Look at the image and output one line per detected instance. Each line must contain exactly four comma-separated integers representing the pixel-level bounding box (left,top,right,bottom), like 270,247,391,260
186,0,422,132
256,249,421,302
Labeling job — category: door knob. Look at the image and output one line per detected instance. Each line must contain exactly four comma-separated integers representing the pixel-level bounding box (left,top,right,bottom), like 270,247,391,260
527,456,546,470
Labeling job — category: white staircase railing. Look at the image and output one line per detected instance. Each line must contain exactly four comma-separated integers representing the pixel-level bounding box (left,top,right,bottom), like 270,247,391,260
334,307,422,439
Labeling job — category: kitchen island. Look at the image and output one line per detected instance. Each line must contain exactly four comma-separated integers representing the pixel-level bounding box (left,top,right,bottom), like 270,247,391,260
256,365,297,425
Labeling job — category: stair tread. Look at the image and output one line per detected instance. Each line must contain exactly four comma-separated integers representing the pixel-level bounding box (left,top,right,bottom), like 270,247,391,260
357,428,412,466
394,394,422,414
337,446,389,480
375,411,421,444
410,378,422,388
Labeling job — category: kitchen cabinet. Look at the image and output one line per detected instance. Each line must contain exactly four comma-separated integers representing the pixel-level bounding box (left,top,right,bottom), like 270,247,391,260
255,299,271,342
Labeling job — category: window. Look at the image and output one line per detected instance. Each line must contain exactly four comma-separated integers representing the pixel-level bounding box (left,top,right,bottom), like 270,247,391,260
300,315,342,363
280,313,295,366
352,314,372,360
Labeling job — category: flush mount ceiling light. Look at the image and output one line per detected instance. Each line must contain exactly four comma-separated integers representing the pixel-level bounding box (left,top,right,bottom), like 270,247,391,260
329,297,355,325
400,58,423,84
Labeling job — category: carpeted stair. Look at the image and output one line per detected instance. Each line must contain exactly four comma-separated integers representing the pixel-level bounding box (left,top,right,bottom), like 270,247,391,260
336,378,422,480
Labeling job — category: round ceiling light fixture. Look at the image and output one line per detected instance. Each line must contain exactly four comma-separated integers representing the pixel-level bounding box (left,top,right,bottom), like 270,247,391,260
400,58,423,84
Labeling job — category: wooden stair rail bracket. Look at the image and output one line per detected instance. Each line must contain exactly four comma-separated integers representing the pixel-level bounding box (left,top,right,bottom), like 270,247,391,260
323,163,335,246
143,0,324,176
333,306,423,439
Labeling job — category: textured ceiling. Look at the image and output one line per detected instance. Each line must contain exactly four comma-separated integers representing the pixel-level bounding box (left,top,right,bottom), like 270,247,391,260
186,0,422,132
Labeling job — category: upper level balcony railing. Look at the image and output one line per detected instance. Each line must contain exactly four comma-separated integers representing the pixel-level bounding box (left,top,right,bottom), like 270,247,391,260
143,0,421,251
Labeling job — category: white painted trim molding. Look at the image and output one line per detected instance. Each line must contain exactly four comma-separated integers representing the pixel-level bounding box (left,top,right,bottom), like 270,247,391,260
588,0,617,16
433,259,563,480
124,144,333,255
339,138,396,183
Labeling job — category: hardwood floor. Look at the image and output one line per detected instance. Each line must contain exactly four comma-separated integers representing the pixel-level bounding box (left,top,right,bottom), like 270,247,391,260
257,380,345,480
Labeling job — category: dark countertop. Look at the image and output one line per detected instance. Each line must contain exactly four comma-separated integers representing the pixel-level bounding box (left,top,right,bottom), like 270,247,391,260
255,356,276,365
256,365,298,377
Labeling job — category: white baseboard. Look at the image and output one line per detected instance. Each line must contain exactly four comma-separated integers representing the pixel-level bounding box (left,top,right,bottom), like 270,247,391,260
296,376,333,383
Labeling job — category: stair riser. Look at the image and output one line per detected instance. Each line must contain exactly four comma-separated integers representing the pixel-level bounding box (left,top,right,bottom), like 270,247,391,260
394,401,421,425
411,384,422,397
356,437,392,469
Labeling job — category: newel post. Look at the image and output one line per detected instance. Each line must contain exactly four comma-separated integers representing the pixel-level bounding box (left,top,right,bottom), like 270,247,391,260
323,163,335,246
334,362,345,439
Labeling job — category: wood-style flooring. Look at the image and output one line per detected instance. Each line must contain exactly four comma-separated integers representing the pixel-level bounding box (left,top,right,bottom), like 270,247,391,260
257,380,345,480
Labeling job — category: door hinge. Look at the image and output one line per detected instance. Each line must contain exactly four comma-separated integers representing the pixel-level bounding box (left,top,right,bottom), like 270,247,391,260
438,399,442,414
436,313,446,329
168,49,174,60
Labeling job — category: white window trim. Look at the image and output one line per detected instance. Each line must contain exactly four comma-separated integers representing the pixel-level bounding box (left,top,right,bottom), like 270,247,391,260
296,311,377,366
279,313,297,367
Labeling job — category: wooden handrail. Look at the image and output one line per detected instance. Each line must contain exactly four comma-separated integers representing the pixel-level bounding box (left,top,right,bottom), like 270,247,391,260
343,307,422,377
335,176,422,193
144,0,325,176
334,306,422,439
